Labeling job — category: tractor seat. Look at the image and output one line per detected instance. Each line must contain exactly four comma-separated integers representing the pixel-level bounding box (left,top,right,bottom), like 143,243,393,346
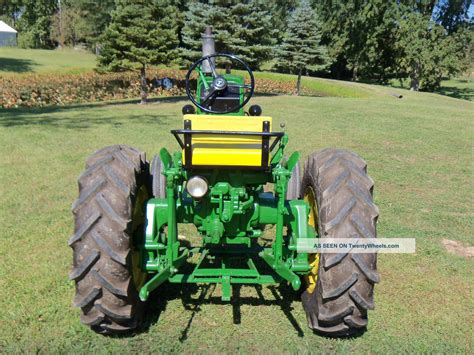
181,114,273,169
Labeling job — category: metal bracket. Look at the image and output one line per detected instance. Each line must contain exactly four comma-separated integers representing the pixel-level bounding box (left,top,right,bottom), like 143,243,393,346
183,119,192,168
260,249,301,291
261,120,270,167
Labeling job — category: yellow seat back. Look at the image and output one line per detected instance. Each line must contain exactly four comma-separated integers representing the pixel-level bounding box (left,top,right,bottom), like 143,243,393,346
182,114,272,168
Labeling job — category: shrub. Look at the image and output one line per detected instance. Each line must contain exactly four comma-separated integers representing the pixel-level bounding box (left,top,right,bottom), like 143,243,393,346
17,32,37,49
0,69,301,109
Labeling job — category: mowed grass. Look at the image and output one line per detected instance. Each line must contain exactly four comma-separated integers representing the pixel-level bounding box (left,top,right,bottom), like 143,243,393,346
0,47,97,74
388,76,474,101
434,78,473,101
239,70,373,98
0,80,473,352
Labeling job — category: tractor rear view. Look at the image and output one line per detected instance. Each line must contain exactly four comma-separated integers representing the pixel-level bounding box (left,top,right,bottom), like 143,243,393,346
70,27,379,336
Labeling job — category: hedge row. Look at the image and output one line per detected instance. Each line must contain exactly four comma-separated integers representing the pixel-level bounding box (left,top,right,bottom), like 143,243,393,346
0,69,297,109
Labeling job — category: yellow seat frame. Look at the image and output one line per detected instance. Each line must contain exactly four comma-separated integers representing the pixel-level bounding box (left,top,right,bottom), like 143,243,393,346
182,114,272,168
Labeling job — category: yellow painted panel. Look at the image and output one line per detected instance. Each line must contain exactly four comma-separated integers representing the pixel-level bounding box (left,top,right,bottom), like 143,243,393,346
183,114,272,131
182,115,272,167
192,148,262,166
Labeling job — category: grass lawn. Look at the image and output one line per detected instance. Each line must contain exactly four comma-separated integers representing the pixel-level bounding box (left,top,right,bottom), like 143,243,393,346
244,70,373,98
434,78,473,101
0,80,473,352
0,47,97,74
388,76,474,101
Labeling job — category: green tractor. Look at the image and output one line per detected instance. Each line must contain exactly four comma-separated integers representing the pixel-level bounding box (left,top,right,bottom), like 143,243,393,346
70,29,379,336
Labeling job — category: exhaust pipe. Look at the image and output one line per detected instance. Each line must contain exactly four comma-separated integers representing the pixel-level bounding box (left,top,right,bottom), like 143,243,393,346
201,26,215,74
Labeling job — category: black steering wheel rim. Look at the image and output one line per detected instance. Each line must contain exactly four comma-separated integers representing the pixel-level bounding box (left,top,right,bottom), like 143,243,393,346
185,53,255,114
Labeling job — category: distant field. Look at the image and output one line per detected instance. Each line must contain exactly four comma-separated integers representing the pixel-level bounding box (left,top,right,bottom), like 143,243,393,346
435,78,473,101
388,76,473,101
0,47,96,74
0,81,472,352
242,70,372,98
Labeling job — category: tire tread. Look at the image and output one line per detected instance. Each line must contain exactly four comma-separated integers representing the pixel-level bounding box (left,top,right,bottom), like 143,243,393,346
301,148,379,336
70,145,148,334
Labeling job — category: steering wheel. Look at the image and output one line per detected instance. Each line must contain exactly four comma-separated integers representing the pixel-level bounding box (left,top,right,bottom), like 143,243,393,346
185,53,255,114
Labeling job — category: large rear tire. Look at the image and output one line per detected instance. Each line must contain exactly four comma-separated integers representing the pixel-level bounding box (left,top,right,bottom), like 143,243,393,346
301,148,380,336
69,145,150,334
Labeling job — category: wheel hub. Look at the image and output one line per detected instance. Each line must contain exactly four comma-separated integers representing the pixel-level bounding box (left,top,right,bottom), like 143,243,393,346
304,186,320,294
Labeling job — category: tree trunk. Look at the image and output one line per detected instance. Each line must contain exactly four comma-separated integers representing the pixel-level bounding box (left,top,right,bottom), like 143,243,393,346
410,77,419,91
140,65,148,104
352,64,359,82
410,62,420,91
296,69,302,96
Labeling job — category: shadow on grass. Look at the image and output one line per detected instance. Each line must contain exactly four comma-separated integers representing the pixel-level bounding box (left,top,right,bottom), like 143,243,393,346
353,77,473,101
0,96,189,128
434,85,473,101
0,57,35,73
135,249,306,340
0,94,290,128
139,281,305,342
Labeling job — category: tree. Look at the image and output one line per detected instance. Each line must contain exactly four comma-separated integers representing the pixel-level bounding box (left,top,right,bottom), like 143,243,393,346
98,0,179,104
181,0,278,69
395,11,470,91
15,0,57,48
50,1,85,47
73,0,115,52
0,0,23,27
267,0,299,43
314,0,399,81
454,25,474,78
235,1,280,67
433,0,472,34
275,0,328,95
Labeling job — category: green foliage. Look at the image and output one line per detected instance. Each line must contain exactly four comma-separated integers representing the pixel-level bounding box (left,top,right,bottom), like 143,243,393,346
266,0,298,42
97,0,179,103
314,0,472,88
315,0,399,81
17,31,36,49
0,0,22,27
276,0,328,73
395,11,472,91
50,2,85,47
432,0,471,34
15,0,57,49
181,0,278,68
455,26,474,73
98,0,179,72
275,0,328,93
73,0,115,49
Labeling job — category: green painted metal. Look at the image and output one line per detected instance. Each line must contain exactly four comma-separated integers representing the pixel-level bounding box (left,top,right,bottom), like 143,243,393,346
137,61,317,302
260,249,301,290
168,274,280,284
195,68,245,116
196,66,210,91
286,151,300,171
